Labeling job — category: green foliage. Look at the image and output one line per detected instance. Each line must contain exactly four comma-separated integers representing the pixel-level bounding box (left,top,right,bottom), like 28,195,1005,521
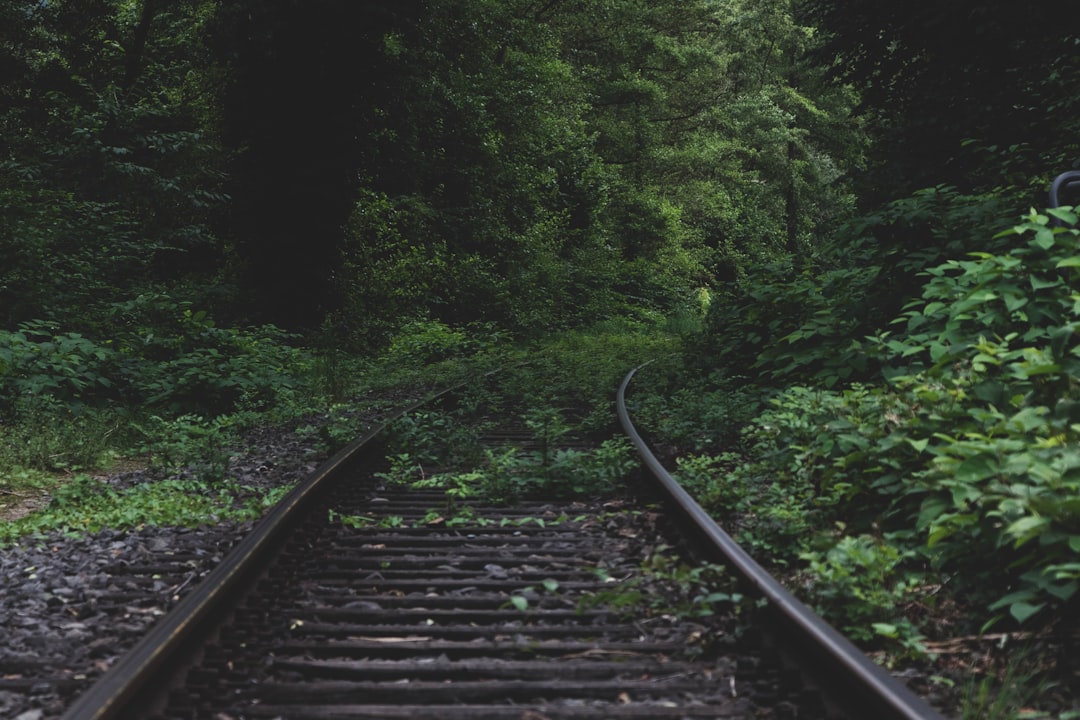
703,258,879,386
499,323,682,433
322,0,864,343
0,396,121,472
331,0,619,341
382,320,509,369
582,546,742,623
1,297,306,421
328,509,404,531
688,208,1080,640
672,452,744,510
638,547,743,620
799,533,923,648
700,187,1015,389
133,413,239,481
0,0,229,328
801,1,1080,199
0,474,280,545
621,355,760,454
866,209,1080,627
959,645,1071,720
0,323,117,411
383,410,484,468
413,433,638,505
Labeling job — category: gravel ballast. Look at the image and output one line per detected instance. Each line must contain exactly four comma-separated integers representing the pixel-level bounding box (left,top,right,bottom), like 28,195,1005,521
0,422,330,720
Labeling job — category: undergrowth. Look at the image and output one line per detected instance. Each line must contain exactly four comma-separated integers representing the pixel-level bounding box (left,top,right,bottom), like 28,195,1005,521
627,207,1080,718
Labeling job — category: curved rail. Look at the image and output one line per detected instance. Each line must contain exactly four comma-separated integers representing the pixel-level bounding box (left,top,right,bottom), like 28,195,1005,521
617,364,946,720
1050,170,1080,210
60,385,462,720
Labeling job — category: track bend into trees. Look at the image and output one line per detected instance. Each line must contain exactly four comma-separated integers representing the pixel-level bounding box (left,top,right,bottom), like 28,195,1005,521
57,377,945,720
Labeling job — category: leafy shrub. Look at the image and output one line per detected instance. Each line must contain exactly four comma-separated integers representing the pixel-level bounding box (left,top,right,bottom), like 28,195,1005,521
799,533,923,647
383,410,483,467
703,259,882,387
628,370,760,454
699,207,1080,633
669,205,1075,639
0,398,120,472
673,452,769,522
133,413,240,481
385,320,473,365
108,296,305,414
410,432,638,505
700,187,1013,389
871,207,1080,626
1,295,307,420
0,321,119,415
501,323,681,432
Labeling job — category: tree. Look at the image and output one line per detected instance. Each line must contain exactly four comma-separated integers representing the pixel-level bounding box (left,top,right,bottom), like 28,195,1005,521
0,0,228,330
799,0,1080,202
206,0,421,330
332,0,617,341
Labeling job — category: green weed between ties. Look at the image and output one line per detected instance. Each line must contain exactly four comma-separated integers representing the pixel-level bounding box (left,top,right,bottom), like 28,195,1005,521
404,436,638,506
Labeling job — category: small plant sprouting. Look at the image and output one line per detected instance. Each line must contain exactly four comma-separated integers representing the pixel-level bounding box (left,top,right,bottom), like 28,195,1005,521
375,453,424,485
505,578,561,612
328,509,375,529
578,549,743,621
327,510,405,530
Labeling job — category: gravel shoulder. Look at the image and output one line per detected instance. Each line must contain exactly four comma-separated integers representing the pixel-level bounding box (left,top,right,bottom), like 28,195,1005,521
0,419,338,720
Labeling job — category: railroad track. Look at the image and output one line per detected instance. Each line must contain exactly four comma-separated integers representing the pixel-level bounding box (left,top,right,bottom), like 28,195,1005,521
58,371,946,720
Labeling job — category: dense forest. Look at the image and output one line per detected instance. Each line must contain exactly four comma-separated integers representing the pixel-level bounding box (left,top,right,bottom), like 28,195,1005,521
3,0,1080,713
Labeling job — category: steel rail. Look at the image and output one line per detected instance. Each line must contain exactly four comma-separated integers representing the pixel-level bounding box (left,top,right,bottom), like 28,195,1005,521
60,384,462,720
1049,170,1080,210
617,364,946,720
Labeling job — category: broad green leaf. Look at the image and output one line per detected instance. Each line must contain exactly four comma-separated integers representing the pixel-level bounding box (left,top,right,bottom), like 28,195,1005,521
906,438,929,453
872,622,898,639
927,523,957,548
1044,579,1078,601
1047,207,1079,225
1008,601,1044,624
954,454,998,484
1030,276,1061,291
1006,515,1049,547
1003,292,1030,311
1034,226,1055,249
1012,363,1061,378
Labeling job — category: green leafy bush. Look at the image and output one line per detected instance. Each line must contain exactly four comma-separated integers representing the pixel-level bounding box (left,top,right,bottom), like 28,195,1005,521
675,206,1080,649
0,322,119,414
700,187,1013,389
385,320,475,366
799,533,923,649
0,398,120,472
1,296,306,420
628,370,760,454
705,208,1080,633
383,410,483,467
408,430,637,505
107,295,305,414
501,323,681,432
870,207,1080,627
703,259,881,387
